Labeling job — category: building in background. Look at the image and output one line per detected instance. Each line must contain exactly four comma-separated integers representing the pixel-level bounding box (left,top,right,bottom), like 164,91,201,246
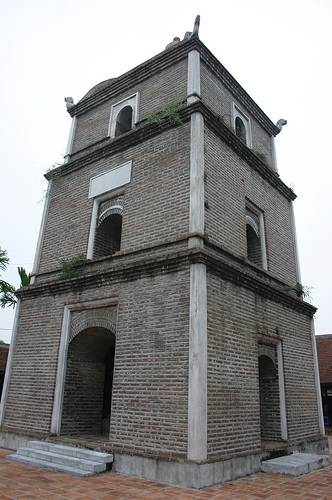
316,334,332,427
0,18,328,488
0,342,9,399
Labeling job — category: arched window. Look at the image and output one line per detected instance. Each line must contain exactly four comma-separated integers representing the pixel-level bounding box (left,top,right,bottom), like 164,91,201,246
94,207,123,259
114,106,133,137
235,116,247,145
246,215,262,267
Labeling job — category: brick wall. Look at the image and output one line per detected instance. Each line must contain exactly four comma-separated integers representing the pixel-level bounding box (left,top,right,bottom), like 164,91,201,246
204,128,298,287
207,272,319,457
38,124,190,273
201,62,274,167
316,335,332,385
4,268,190,457
0,344,9,372
71,59,188,154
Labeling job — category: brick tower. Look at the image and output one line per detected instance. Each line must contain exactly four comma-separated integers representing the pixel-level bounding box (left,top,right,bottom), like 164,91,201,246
0,17,328,487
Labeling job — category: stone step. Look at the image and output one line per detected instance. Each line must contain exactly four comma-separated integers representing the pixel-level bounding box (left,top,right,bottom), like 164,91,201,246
8,453,93,477
16,447,106,473
261,453,330,476
7,440,114,477
29,441,113,464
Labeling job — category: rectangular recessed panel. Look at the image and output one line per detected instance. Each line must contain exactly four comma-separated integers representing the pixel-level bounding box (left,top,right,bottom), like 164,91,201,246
89,161,132,198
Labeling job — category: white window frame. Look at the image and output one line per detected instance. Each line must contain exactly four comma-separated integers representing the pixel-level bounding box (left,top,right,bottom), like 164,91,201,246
232,103,252,148
108,92,139,138
246,201,268,271
87,161,132,259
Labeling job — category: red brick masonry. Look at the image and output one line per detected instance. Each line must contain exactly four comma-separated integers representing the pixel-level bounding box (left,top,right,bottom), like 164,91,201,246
316,334,332,385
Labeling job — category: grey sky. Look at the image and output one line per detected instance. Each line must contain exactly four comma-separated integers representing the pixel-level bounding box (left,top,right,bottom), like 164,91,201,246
1,0,331,343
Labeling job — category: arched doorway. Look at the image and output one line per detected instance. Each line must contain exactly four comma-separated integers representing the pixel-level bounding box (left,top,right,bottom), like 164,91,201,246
258,354,281,441
61,327,115,437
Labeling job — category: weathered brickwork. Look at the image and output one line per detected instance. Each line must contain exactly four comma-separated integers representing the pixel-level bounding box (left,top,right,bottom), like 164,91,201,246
71,59,188,155
204,128,298,286
201,62,274,166
39,124,190,273
3,269,190,456
207,273,319,457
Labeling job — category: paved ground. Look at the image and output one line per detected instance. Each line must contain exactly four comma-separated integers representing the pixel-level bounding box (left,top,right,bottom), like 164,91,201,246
0,438,332,499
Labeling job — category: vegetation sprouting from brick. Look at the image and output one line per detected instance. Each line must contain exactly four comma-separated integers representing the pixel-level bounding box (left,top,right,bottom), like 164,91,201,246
59,255,87,279
0,247,31,308
144,101,186,126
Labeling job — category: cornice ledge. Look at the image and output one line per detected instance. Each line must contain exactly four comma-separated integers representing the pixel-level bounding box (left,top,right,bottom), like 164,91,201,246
44,105,192,180
194,101,296,201
188,249,316,316
16,249,193,298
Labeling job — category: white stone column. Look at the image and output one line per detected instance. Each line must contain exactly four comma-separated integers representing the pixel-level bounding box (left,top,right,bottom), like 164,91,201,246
188,112,205,249
310,318,325,436
188,263,207,461
277,341,288,440
86,199,99,259
290,202,302,285
271,137,278,173
63,116,76,163
51,306,71,434
30,179,53,284
0,300,21,425
187,50,201,104
259,213,268,271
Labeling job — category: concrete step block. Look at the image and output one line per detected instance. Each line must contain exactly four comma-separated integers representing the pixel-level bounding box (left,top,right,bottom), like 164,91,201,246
16,447,106,473
261,453,330,476
8,454,93,477
29,441,113,464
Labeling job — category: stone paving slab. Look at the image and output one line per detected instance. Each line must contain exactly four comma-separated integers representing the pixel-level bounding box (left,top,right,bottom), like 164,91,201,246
261,452,330,476
0,437,331,499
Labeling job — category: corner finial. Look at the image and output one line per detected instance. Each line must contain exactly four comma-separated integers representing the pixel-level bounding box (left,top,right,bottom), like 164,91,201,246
64,97,75,110
192,15,200,38
276,118,287,131
183,15,201,41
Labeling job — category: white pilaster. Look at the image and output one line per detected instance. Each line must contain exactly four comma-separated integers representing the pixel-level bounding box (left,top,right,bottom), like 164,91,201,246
188,263,207,461
259,213,268,271
290,202,302,284
51,306,71,434
310,318,325,436
86,199,99,259
271,137,278,173
187,50,201,103
0,300,21,425
30,180,53,283
63,116,77,163
277,341,288,440
188,112,205,248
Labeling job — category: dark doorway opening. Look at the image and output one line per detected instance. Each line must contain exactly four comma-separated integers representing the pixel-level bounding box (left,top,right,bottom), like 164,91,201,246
61,327,116,437
259,354,281,441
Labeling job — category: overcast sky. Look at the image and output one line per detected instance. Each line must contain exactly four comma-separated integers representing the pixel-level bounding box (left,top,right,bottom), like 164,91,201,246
0,0,331,343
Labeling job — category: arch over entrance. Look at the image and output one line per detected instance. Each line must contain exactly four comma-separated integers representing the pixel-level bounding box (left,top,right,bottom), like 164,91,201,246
258,354,281,441
61,326,115,437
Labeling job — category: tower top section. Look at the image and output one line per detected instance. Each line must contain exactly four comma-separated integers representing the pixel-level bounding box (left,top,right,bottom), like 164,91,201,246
66,17,280,137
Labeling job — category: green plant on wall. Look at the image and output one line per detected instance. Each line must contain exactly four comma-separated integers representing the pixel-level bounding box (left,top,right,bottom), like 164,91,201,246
144,101,185,127
59,255,87,279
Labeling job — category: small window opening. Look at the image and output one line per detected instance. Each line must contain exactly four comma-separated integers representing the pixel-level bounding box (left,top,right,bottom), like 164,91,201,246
246,221,262,266
94,213,122,259
115,106,133,137
235,116,247,145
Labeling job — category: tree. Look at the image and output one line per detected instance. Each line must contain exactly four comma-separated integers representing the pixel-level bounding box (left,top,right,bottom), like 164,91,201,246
0,247,31,308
